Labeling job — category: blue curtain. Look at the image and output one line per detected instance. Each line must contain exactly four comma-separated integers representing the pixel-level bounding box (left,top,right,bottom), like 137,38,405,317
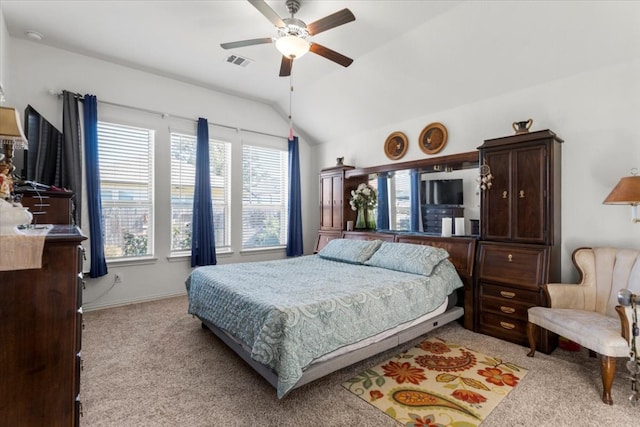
191,118,217,267
82,94,108,278
410,169,421,232
286,136,303,256
377,173,389,230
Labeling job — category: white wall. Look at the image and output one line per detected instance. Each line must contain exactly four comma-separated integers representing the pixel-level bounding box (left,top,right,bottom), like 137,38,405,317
314,59,640,282
5,20,639,307
6,38,317,310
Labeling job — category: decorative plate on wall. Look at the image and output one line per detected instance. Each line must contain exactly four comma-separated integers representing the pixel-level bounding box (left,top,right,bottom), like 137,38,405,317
419,122,448,155
384,131,408,160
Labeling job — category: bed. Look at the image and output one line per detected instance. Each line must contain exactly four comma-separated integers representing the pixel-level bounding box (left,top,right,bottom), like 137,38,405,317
185,238,464,398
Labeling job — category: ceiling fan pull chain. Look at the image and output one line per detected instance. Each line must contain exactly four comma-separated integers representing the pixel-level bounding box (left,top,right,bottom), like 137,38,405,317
288,74,294,139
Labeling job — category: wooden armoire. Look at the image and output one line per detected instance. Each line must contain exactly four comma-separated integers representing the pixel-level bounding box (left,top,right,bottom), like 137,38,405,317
475,129,563,353
314,165,358,252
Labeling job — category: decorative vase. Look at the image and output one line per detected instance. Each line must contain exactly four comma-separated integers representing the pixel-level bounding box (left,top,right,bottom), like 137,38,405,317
512,118,533,134
355,206,367,230
366,208,376,230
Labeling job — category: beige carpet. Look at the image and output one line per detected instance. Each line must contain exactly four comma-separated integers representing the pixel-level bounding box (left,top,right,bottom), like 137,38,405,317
81,296,638,426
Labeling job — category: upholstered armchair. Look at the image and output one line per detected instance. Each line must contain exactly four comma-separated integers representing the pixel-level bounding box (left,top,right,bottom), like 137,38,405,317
526,247,640,405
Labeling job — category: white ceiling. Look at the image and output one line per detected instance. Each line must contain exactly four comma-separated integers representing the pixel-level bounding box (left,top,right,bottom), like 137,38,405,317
2,1,640,144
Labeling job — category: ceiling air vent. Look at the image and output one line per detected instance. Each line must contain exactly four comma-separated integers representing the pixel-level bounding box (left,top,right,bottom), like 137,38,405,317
225,54,252,67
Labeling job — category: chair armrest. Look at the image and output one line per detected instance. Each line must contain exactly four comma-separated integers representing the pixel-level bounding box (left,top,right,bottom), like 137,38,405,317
544,283,586,309
615,305,634,346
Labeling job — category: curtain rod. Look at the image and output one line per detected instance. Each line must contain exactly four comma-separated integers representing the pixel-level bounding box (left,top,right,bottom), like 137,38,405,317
57,90,287,141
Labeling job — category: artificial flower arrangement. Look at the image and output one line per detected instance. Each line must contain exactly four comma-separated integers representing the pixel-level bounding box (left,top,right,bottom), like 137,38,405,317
350,182,378,210
350,182,378,229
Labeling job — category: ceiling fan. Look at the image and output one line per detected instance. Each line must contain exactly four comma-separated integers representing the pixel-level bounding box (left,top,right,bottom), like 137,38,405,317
221,0,355,77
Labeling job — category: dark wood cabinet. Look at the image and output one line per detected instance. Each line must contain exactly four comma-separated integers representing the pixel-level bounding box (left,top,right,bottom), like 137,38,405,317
315,165,359,252
0,226,86,426
15,189,74,225
479,130,562,245
475,130,562,353
319,165,356,231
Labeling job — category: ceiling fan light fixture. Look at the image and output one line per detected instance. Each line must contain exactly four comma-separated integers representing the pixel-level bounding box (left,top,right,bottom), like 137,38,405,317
276,35,309,59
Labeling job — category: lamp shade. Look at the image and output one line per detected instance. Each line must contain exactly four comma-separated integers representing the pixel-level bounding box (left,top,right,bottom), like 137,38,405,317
603,176,640,205
0,106,28,149
275,35,310,59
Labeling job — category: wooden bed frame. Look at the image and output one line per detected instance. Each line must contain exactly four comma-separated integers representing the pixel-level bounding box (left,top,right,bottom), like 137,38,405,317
200,303,463,395
196,233,476,396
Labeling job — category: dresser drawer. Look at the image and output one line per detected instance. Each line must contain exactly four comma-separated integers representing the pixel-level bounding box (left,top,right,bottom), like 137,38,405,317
480,283,540,304
479,293,535,321
477,243,549,287
478,312,529,345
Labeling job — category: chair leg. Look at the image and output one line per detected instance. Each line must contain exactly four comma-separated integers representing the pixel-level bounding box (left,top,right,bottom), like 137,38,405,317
600,356,615,405
526,322,537,357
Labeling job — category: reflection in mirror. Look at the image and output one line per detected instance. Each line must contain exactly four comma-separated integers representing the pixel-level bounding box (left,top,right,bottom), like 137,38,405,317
371,168,480,235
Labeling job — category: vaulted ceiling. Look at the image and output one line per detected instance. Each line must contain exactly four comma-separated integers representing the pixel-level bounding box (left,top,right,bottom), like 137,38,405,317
2,1,639,144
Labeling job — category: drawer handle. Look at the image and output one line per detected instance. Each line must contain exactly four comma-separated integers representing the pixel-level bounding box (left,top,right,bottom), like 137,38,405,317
500,291,516,298
500,321,516,330
502,190,508,199
519,190,525,198
507,254,513,262
500,306,516,314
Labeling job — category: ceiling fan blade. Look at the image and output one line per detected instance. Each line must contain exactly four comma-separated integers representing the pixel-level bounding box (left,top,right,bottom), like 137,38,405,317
309,43,353,67
220,37,273,49
307,9,355,36
248,0,285,28
279,56,293,77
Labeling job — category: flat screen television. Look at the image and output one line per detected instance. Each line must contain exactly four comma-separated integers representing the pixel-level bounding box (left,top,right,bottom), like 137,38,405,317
20,105,64,185
422,179,463,206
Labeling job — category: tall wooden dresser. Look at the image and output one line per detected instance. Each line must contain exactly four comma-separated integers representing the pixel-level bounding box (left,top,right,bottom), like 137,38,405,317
475,130,562,353
0,226,86,426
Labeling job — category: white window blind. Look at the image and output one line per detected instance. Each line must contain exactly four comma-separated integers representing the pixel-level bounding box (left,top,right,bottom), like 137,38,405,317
97,122,154,260
242,144,288,249
170,133,230,252
394,170,411,231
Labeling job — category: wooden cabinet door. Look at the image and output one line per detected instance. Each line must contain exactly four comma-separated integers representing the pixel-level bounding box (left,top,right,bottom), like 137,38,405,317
482,150,512,240
320,174,335,229
319,172,345,231
482,144,547,244
513,145,546,243
331,174,343,230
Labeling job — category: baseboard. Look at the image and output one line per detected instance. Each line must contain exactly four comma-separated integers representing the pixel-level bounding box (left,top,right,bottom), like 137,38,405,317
83,290,187,312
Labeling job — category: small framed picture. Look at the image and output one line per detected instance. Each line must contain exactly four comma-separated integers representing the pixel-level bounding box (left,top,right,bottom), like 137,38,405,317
419,122,448,155
384,131,408,160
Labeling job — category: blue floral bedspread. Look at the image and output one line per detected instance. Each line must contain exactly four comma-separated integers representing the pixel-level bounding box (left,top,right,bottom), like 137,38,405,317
185,255,462,397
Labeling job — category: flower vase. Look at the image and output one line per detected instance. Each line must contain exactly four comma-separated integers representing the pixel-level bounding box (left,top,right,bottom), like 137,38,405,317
355,206,367,230
366,208,376,230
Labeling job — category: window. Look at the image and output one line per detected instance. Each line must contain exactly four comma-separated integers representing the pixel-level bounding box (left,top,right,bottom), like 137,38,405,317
393,170,411,231
242,144,288,249
170,133,231,252
97,122,154,260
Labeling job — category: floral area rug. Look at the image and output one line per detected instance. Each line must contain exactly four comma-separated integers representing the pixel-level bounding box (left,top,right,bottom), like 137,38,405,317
342,338,528,426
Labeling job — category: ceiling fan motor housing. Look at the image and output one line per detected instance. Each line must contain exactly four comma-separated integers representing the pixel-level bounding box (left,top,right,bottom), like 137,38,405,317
279,18,309,39
286,0,302,16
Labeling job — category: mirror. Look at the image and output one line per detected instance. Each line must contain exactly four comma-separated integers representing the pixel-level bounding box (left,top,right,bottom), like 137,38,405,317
345,151,480,236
